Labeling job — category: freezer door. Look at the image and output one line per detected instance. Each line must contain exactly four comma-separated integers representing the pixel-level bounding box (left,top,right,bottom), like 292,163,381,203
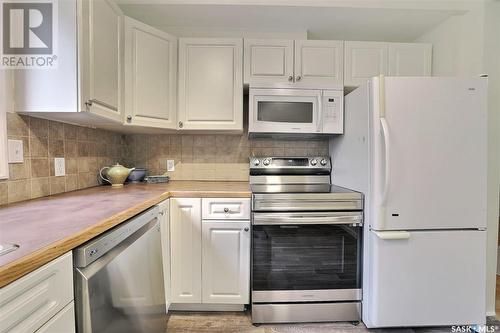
371,77,487,230
365,229,486,328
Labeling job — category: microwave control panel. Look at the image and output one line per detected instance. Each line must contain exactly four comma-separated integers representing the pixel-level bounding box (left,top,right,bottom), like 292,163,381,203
321,90,344,134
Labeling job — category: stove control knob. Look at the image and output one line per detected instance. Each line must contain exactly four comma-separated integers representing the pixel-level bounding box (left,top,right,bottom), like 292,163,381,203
310,159,318,166
253,159,260,166
263,158,271,166
320,159,328,166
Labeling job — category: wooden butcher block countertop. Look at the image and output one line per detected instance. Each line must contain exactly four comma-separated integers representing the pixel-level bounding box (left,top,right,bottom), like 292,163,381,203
0,181,251,287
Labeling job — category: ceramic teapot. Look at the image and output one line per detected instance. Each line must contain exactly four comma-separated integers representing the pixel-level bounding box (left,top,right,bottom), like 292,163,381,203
99,163,135,188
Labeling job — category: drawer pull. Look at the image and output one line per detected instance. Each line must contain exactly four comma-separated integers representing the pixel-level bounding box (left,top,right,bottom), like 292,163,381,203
223,207,230,213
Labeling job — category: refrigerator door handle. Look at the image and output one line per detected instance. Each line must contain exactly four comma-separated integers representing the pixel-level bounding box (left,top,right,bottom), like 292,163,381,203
373,231,410,240
380,117,391,206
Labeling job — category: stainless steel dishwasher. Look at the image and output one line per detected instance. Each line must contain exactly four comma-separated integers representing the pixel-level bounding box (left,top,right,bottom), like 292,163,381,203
73,207,166,333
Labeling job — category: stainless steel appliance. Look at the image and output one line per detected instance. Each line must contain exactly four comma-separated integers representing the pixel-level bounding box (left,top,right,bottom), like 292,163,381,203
249,87,344,135
250,156,363,324
73,207,166,333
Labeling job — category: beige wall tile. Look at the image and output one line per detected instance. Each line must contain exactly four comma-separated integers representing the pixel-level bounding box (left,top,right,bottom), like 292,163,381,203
30,158,49,178
31,177,50,199
64,124,77,140
65,158,78,174
48,139,64,157
0,182,7,205
65,140,77,157
8,180,31,203
7,113,29,137
30,137,48,157
49,121,64,140
65,174,78,191
8,161,31,180
49,176,66,195
29,117,49,138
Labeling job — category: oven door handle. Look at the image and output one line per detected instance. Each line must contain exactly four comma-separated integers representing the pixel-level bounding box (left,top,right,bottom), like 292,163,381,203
252,214,363,226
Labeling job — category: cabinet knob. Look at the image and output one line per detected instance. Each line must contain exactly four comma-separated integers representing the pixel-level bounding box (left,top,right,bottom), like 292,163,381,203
85,100,93,107
224,207,229,213
296,75,302,81
288,75,293,82
126,115,132,121
178,121,183,128
244,227,249,232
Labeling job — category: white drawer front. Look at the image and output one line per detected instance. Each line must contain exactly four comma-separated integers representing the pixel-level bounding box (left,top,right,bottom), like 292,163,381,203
35,302,75,333
202,198,250,220
0,252,73,333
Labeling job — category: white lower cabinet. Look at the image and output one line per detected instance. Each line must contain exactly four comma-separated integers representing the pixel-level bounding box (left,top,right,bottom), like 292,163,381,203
158,199,172,313
35,302,75,333
0,252,74,333
170,198,250,307
170,198,203,303
202,221,250,304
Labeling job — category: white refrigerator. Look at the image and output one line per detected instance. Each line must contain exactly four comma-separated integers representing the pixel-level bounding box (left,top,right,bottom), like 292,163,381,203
329,77,487,328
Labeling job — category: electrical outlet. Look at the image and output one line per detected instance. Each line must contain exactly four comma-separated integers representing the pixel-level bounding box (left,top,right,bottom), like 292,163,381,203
8,139,23,163
167,160,175,172
54,158,65,176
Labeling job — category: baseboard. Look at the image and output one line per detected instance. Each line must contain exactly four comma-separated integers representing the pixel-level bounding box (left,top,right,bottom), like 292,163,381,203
170,303,246,312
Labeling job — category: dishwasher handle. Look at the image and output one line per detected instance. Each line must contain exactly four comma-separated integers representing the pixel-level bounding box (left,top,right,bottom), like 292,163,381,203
73,206,159,268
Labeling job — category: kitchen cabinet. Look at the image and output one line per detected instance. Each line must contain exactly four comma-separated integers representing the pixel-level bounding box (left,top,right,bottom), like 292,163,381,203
244,39,343,87
170,198,202,303
35,302,75,333
158,199,171,312
344,41,388,87
344,41,432,86
244,39,294,84
0,252,74,333
170,198,251,307
124,17,177,129
388,43,432,76
14,0,123,124
294,40,343,86
202,221,250,304
178,38,243,131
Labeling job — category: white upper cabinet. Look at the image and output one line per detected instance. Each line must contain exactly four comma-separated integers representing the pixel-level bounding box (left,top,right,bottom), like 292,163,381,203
13,0,123,123
178,38,243,131
345,41,432,86
344,41,388,87
124,17,177,129
244,39,294,84
388,43,432,76
294,40,343,87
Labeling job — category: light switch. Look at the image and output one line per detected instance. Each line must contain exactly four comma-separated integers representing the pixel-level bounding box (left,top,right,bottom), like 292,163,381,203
167,160,175,172
8,139,23,163
54,157,65,176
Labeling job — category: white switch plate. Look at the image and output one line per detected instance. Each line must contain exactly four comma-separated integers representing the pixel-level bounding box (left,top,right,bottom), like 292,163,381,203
8,139,23,163
167,160,175,172
54,157,65,176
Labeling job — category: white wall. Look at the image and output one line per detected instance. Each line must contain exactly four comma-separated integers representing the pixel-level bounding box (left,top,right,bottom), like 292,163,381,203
416,0,500,317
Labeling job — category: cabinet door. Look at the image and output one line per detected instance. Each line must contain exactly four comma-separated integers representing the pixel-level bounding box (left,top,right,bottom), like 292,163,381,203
158,199,171,313
124,17,177,129
244,39,294,85
80,0,123,121
294,40,343,87
35,302,75,333
388,43,432,76
202,221,250,304
344,41,387,87
178,38,243,131
170,198,202,303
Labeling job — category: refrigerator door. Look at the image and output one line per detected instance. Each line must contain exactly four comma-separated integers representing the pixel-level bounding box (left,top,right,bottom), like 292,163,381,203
365,229,486,328
371,77,487,231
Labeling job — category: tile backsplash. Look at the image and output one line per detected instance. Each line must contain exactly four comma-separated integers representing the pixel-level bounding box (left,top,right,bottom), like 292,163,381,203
1,113,329,205
0,113,126,205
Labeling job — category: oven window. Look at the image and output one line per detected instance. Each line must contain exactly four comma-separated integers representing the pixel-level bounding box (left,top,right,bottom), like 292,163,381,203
257,101,313,123
252,224,361,291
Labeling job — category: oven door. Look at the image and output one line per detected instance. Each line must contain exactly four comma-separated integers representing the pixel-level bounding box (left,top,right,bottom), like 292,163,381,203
252,212,362,303
249,89,321,134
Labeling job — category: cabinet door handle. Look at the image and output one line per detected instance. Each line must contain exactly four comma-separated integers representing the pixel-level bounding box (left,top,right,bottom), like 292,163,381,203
223,207,229,213
178,121,183,128
126,115,132,122
244,227,249,232
296,75,302,81
288,75,293,82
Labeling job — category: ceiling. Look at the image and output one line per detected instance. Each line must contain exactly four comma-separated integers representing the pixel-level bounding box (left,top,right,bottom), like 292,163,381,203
117,3,465,41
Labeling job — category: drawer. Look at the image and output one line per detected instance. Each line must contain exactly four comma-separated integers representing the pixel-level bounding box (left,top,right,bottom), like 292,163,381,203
0,252,73,333
202,198,250,220
35,302,75,333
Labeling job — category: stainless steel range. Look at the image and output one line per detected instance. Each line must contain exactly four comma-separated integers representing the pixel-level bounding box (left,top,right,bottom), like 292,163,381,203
250,156,363,324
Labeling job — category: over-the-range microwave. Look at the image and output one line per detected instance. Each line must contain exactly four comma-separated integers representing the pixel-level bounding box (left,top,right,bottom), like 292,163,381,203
249,87,344,135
